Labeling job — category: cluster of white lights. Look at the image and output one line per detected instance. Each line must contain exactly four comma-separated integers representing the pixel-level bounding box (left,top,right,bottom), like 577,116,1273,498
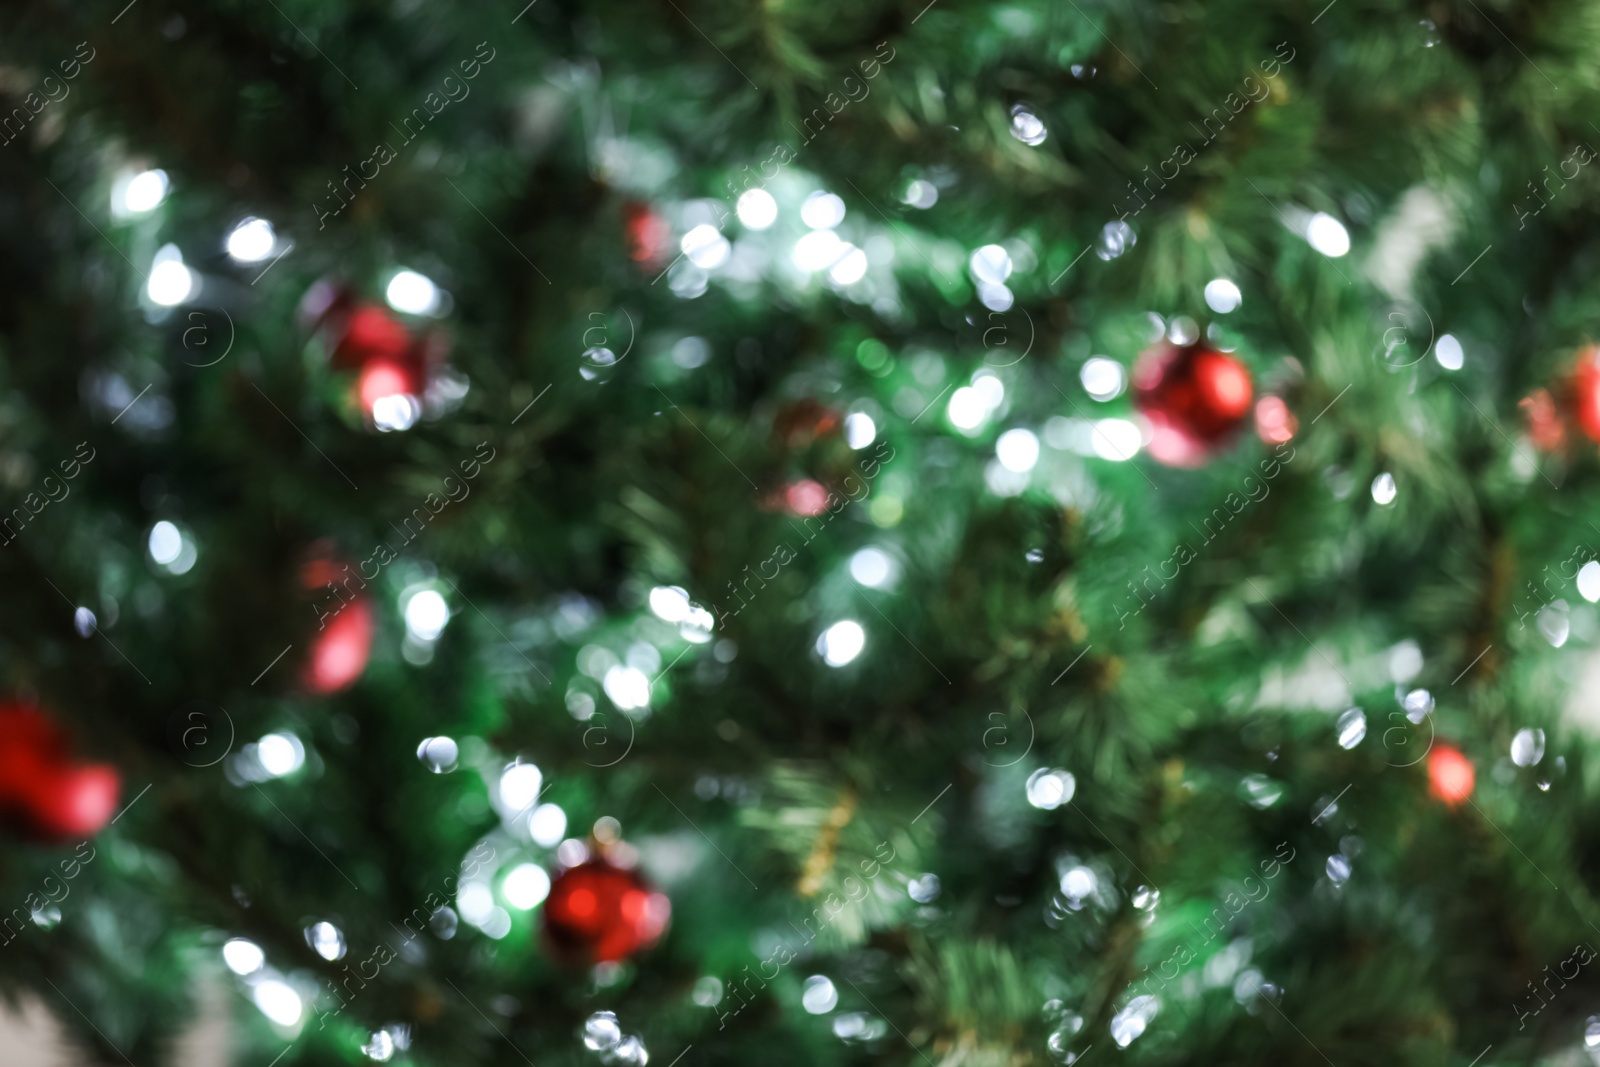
948,373,1006,433
226,217,277,263
817,620,865,667
221,937,305,1029
148,520,198,574
417,736,459,773
147,244,194,307
903,179,938,209
371,394,421,433
307,921,347,961
791,190,867,285
682,224,732,270
969,244,1014,311
386,269,442,316
402,587,450,644
646,584,715,643
1089,418,1142,462
227,731,307,783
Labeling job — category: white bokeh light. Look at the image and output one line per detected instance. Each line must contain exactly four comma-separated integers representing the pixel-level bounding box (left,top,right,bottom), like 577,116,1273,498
530,802,568,847
147,245,194,306
818,620,865,667
1306,213,1351,257
736,189,779,230
1435,334,1464,370
793,229,845,272
1009,105,1047,146
948,387,986,430
849,547,895,588
681,224,731,270
1204,278,1242,313
603,664,652,710
257,733,305,777
253,980,304,1028
996,428,1040,473
149,521,183,565
223,938,265,975
1026,767,1076,809
903,180,938,209
969,245,1013,286
800,191,846,229
502,863,552,910
226,217,276,263
802,975,839,1014
649,585,692,622
1091,419,1142,461
307,921,346,961
403,588,450,642
120,169,169,214
386,270,441,316
1371,472,1397,505
372,394,421,433
844,412,877,449
458,881,495,924
1080,358,1126,401
499,763,544,812
828,244,868,285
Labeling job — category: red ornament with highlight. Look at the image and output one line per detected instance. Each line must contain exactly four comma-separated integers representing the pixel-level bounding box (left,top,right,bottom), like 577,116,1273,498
1427,744,1475,807
1571,347,1600,444
544,859,671,963
1133,341,1254,467
0,703,122,840
624,201,671,268
301,552,375,695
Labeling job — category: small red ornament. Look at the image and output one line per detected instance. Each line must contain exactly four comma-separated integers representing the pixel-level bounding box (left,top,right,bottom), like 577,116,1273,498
1427,744,1475,807
1133,340,1254,467
624,201,671,268
333,304,413,371
301,551,375,695
544,859,671,962
1569,347,1600,443
0,703,121,840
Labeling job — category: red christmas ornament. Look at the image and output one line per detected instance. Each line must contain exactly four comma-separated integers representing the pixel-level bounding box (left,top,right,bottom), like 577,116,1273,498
301,551,375,695
1133,340,1254,467
624,201,671,268
304,598,374,694
0,703,121,840
333,304,413,371
1569,346,1600,443
1427,744,1475,807
544,860,671,962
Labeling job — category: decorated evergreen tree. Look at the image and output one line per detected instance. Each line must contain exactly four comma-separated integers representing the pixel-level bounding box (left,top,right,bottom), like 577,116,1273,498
3,0,1600,1064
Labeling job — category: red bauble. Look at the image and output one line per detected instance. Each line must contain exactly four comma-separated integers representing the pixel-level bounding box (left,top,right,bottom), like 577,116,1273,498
544,860,670,962
303,597,374,695
624,202,671,268
1570,347,1600,443
1133,341,1254,467
332,304,413,371
0,704,121,840
1427,744,1475,807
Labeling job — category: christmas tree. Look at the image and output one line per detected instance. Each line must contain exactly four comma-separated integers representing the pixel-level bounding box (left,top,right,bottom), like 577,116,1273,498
2,0,1599,1064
